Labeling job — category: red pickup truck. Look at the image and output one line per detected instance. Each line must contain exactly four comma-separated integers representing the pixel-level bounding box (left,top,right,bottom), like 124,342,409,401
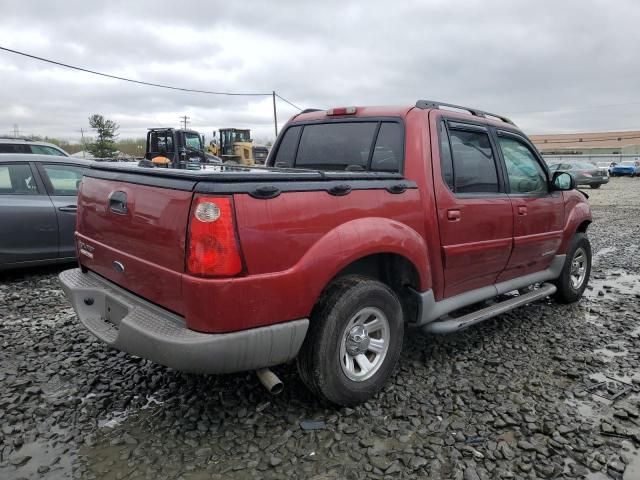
60,100,592,406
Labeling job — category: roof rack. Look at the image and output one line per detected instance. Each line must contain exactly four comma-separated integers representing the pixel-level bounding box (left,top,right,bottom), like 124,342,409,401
415,100,516,126
299,108,322,114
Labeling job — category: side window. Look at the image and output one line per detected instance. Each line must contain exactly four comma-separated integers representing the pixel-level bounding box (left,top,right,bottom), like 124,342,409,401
449,128,499,193
0,144,30,154
438,121,454,190
272,126,302,167
41,164,85,196
0,163,39,194
370,123,402,172
498,136,548,194
31,145,65,156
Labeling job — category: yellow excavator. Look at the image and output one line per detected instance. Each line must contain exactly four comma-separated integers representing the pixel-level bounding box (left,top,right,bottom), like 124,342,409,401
208,128,256,166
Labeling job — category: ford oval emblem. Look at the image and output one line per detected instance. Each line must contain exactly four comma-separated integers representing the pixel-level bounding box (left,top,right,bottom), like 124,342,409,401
112,261,125,273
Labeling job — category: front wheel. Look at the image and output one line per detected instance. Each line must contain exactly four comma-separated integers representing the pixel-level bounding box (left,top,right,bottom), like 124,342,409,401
297,276,404,406
552,233,592,303
590,184,601,189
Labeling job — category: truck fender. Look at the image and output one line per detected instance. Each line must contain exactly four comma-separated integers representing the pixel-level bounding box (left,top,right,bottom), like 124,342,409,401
290,217,431,307
558,201,592,253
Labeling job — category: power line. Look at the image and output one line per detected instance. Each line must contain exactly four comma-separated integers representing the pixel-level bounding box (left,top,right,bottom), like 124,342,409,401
0,45,272,96
0,45,305,135
275,93,303,111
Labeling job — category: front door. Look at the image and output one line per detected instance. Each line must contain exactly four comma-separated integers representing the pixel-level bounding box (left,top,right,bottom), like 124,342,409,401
493,132,564,281
0,162,58,265
432,117,514,298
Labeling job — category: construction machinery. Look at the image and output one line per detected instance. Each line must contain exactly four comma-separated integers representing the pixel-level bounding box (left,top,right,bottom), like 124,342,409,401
145,128,220,169
208,128,256,165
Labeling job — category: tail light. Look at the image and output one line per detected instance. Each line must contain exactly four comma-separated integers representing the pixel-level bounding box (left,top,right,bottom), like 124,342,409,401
327,106,357,116
187,196,243,277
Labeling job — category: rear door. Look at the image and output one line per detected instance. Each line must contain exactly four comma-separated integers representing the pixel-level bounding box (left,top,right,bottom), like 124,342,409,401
433,117,514,297
0,162,58,265
493,130,564,281
36,163,87,259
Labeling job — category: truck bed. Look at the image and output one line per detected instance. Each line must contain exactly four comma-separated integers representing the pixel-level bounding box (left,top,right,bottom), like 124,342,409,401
77,162,422,333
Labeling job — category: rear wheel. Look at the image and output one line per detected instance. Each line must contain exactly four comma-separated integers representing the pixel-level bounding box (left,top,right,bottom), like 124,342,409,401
552,233,592,303
590,183,601,189
297,276,403,406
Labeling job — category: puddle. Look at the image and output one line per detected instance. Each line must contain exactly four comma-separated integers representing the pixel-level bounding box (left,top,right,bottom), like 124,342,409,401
593,345,629,361
584,312,605,328
624,451,640,479
0,426,73,480
585,270,640,299
97,394,164,428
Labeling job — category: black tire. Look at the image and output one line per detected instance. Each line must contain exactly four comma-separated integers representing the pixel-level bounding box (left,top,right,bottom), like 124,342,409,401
297,275,404,406
590,183,601,189
552,232,592,304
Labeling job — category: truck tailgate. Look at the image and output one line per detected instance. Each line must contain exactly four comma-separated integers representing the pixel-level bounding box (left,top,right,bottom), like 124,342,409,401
76,176,193,315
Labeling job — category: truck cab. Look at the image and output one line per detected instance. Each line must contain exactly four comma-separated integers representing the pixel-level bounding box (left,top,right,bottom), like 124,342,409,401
145,128,210,168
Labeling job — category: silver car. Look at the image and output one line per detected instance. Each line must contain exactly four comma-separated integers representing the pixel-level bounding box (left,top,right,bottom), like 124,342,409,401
0,154,92,270
0,137,71,156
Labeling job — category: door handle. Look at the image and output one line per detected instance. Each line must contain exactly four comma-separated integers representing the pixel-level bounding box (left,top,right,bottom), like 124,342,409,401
517,206,528,216
447,209,461,221
58,206,77,213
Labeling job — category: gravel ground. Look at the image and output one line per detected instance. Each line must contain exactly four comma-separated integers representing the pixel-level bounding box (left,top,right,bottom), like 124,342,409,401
1,177,639,480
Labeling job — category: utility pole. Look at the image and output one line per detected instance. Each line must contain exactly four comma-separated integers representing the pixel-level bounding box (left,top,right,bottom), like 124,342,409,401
12,124,21,137
80,128,87,158
180,115,190,129
272,91,278,138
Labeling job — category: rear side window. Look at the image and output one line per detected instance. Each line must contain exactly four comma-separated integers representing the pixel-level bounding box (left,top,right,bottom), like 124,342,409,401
439,121,454,190
272,121,403,172
371,123,403,172
0,144,30,154
449,128,499,193
41,164,86,195
0,163,39,194
272,125,301,167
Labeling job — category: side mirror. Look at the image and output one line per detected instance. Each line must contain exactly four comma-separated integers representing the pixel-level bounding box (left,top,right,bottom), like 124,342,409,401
552,171,575,191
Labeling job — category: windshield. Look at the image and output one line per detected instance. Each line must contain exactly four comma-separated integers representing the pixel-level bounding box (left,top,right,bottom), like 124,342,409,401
184,133,202,150
221,130,250,143
621,161,635,166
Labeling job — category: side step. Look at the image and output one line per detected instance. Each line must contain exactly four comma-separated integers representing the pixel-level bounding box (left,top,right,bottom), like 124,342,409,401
423,283,557,334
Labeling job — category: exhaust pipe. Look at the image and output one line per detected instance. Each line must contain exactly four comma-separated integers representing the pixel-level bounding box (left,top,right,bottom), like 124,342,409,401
256,368,284,395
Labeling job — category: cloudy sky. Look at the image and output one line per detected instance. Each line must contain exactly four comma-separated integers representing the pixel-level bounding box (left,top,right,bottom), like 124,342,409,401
1,0,639,143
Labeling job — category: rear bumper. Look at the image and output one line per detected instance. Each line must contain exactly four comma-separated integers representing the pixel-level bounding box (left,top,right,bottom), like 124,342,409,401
58,268,309,374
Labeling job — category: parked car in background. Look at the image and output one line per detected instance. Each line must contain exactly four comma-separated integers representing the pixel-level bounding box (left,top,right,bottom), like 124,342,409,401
0,138,70,156
595,161,614,175
547,161,609,189
0,154,91,270
610,160,640,177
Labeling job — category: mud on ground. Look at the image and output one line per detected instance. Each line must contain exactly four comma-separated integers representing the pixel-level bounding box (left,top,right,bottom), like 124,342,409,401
1,177,639,479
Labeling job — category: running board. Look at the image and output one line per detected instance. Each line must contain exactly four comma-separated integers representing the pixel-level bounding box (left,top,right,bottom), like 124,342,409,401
422,283,556,334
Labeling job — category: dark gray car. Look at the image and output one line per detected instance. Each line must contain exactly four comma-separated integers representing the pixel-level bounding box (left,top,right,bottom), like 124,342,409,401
0,154,92,270
547,161,609,189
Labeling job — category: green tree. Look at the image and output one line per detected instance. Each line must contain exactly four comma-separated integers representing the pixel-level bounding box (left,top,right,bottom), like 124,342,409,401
87,114,119,158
